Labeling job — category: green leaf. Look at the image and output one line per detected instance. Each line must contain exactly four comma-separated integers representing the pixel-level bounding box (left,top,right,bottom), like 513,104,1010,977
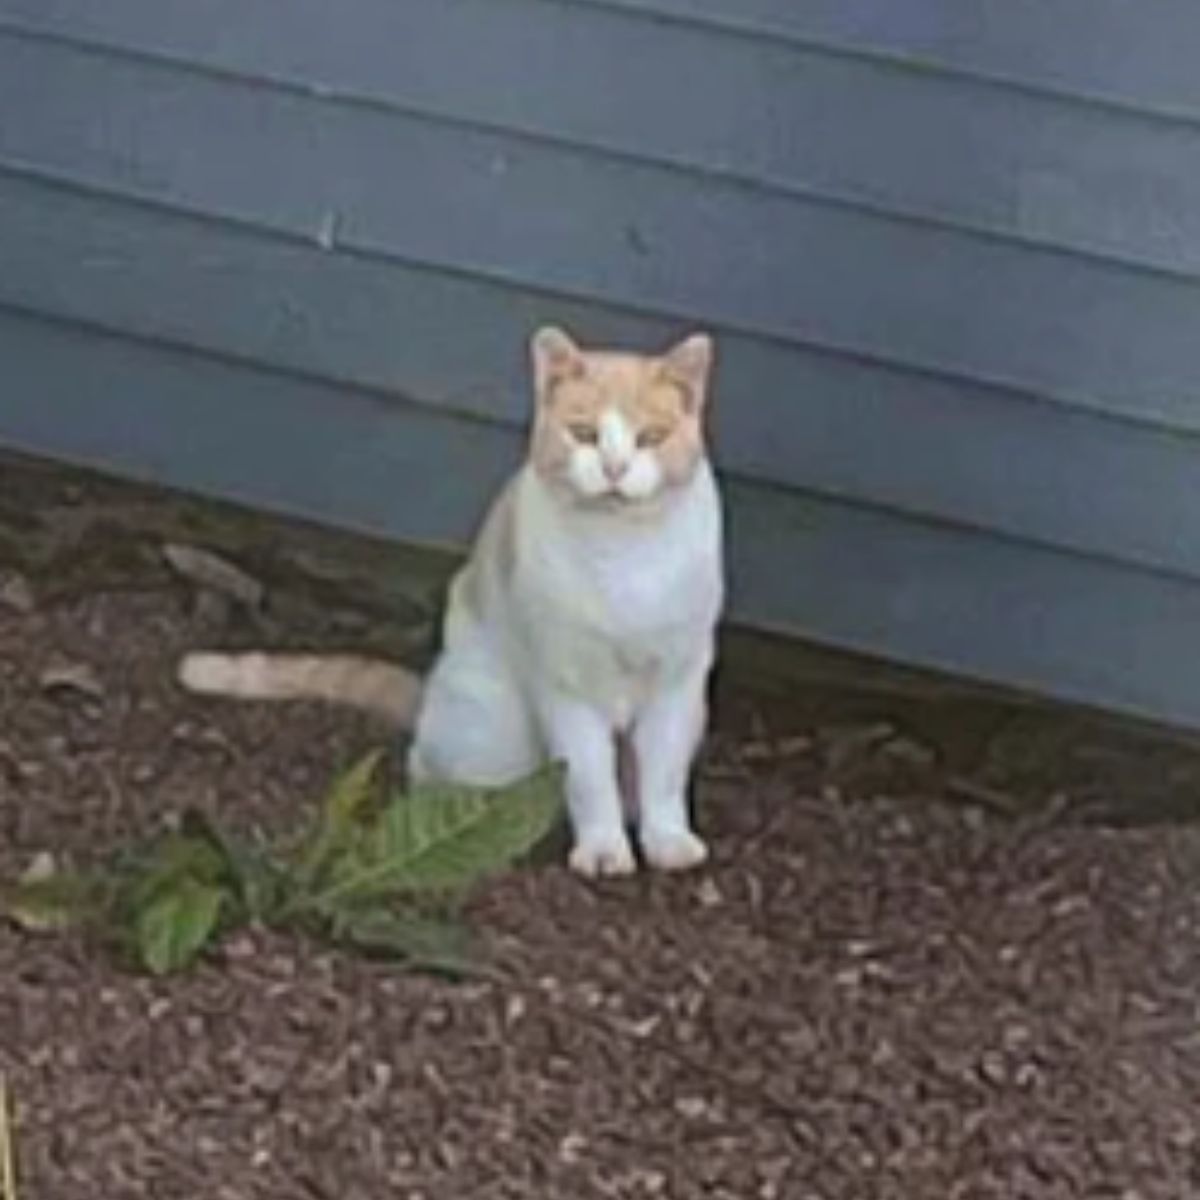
292,749,385,890
123,823,229,914
309,763,565,910
177,809,283,921
135,877,226,975
1,870,103,933
330,909,478,978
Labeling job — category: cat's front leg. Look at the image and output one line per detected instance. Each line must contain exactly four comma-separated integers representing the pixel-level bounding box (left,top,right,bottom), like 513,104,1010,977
632,660,711,872
536,691,635,877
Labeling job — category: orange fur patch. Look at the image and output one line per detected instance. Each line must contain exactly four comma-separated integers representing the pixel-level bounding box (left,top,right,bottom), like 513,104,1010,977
529,329,712,491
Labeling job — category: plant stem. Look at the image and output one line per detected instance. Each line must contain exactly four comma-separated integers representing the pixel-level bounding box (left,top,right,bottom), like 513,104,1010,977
0,1074,17,1200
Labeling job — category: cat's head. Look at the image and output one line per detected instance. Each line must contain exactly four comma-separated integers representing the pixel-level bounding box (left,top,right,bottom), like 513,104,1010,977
528,326,714,509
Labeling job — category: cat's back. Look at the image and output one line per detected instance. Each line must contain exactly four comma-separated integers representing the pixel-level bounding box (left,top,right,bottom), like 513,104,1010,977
447,474,522,631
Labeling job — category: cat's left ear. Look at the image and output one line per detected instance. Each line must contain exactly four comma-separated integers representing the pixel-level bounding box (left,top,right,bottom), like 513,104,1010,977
531,325,584,400
661,333,714,412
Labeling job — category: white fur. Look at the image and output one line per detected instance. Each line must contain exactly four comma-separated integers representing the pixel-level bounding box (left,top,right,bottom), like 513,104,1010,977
408,456,723,877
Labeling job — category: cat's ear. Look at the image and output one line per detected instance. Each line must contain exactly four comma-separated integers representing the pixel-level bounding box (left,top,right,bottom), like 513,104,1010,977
661,333,714,412
531,325,584,399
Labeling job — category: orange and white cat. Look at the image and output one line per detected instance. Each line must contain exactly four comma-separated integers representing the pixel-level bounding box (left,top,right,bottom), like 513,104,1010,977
179,326,724,877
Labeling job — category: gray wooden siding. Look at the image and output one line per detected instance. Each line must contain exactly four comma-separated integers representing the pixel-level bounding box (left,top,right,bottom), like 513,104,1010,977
1,0,1199,727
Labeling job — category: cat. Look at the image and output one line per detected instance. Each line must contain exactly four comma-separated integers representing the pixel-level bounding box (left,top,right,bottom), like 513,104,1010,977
178,325,724,877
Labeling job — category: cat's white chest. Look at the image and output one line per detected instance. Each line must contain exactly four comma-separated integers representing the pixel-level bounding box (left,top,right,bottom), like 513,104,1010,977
591,537,687,635
529,592,689,726
514,473,722,724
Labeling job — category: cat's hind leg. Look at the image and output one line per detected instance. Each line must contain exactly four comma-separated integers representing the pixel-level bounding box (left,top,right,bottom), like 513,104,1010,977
406,643,541,788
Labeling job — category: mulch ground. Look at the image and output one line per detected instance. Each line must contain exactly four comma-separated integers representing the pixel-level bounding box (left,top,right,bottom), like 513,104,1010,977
1,453,1199,1198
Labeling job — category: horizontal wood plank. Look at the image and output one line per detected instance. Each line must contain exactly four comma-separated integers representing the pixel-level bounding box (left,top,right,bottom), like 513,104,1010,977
4,0,1200,123
728,477,1200,732
0,308,516,545
586,0,1200,121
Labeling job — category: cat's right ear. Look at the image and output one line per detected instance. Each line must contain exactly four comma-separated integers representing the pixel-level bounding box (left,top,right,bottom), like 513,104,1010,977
531,326,584,400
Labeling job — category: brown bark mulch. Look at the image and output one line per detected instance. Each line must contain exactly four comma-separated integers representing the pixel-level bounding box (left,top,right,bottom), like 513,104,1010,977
1,455,1199,1198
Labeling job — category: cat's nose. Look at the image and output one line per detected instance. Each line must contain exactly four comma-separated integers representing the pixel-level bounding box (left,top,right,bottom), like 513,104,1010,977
602,457,628,482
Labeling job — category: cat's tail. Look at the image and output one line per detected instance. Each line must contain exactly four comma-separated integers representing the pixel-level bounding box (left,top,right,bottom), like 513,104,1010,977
176,651,423,728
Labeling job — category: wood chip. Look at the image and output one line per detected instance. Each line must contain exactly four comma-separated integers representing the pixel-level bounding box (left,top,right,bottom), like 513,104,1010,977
39,661,104,699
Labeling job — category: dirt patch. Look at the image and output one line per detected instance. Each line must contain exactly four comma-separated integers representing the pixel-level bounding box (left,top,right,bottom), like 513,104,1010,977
1,452,1199,1198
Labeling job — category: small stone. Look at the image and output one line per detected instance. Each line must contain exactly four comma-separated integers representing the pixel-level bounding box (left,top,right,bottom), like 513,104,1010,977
739,739,775,762
21,850,57,882
558,1132,588,1163
624,1014,661,1038
978,1050,1007,1084
130,762,157,785
820,721,895,772
162,542,264,611
776,733,814,757
881,735,937,768
674,1095,710,1120
962,805,987,832
0,571,35,614
191,588,234,626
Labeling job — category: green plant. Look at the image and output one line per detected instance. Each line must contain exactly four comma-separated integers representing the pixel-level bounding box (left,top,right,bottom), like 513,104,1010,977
0,754,564,979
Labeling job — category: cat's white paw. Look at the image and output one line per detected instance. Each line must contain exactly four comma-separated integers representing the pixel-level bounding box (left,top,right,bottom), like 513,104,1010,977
640,827,709,872
569,832,637,878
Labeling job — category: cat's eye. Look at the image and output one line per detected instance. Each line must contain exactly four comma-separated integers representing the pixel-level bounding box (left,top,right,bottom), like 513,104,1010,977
568,422,599,444
637,426,670,448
